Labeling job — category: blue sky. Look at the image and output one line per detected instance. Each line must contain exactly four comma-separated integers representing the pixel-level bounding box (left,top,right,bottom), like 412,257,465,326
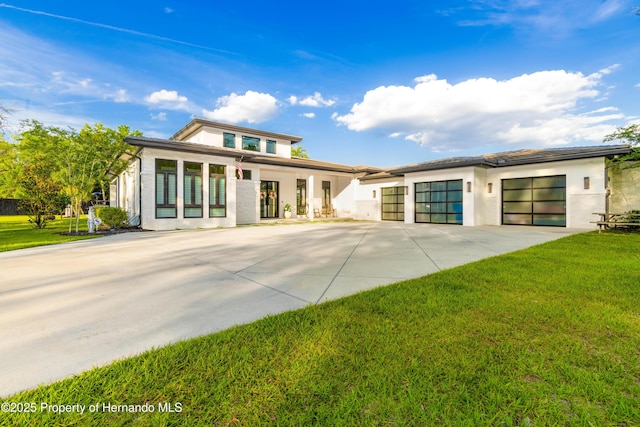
0,1,639,167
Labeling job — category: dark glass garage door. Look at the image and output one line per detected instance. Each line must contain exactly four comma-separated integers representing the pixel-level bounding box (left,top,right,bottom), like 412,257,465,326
502,175,566,226
415,180,463,224
381,186,405,221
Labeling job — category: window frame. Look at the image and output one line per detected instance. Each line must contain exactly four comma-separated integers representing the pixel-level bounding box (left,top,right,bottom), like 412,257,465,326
155,159,177,219
266,139,276,154
183,162,203,218
242,135,260,152
209,164,227,218
223,132,235,149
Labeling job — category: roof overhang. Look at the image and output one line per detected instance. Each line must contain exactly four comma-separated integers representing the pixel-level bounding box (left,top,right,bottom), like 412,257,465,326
171,118,303,144
122,136,382,175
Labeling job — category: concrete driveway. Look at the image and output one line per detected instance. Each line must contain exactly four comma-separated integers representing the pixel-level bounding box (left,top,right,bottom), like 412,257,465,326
0,221,586,397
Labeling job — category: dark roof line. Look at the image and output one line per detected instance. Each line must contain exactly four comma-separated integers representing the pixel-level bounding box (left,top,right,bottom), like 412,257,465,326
390,145,632,174
124,137,632,179
123,136,379,174
171,118,303,144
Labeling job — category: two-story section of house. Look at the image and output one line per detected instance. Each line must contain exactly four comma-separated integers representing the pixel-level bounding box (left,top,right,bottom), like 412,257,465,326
111,119,379,230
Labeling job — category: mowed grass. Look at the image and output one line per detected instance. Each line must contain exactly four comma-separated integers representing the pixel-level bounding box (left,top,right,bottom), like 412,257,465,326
0,215,100,252
1,232,639,426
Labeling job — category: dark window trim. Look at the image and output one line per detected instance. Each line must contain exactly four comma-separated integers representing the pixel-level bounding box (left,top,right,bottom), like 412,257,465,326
266,139,276,154
184,162,203,218
209,164,227,218
223,132,235,148
242,135,260,152
296,179,307,215
155,159,177,219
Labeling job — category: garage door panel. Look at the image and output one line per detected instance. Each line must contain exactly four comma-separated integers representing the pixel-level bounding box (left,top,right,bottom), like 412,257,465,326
502,175,566,227
415,179,463,225
533,188,565,201
503,189,531,202
533,201,565,214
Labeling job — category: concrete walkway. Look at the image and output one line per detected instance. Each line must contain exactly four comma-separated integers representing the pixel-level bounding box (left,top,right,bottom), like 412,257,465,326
0,221,586,397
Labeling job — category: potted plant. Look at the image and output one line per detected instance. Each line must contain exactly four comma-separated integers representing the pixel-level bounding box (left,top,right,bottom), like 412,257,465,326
283,203,292,219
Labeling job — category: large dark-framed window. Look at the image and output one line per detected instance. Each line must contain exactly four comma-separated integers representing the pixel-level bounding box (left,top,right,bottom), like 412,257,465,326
209,165,226,217
381,186,406,221
266,139,276,154
415,180,463,224
296,179,307,215
223,132,235,148
155,159,177,218
242,136,260,152
322,181,331,211
502,175,566,226
184,162,203,218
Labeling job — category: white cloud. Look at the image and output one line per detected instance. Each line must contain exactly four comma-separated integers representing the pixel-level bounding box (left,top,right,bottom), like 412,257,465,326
635,83,640,88
145,89,189,110
289,92,335,107
151,112,167,121
202,91,278,124
164,7,174,14
334,69,626,151
449,0,627,33
301,112,316,118
146,89,187,104
111,89,129,103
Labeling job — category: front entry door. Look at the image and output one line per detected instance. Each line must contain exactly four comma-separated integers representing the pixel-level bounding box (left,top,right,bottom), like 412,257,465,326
260,181,279,218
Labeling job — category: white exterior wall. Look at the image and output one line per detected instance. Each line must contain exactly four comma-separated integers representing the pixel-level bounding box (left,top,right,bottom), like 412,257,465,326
485,157,607,228
182,126,292,159
236,180,260,224
138,148,237,231
354,178,405,221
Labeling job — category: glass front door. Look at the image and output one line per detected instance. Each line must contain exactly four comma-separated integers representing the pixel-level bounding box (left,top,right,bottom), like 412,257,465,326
260,181,279,218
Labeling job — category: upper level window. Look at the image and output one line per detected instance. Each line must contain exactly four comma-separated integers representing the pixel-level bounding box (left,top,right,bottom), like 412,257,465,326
155,159,177,218
223,132,235,148
242,136,260,152
266,139,276,154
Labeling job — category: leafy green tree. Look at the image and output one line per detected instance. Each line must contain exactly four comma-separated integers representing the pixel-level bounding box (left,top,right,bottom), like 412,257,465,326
604,124,640,164
291,145,309,158
0,139,21,198
17,163,63,229
16,120,140,233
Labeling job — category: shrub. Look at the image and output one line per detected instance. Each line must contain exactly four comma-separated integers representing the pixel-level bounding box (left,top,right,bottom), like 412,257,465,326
96,207,128,229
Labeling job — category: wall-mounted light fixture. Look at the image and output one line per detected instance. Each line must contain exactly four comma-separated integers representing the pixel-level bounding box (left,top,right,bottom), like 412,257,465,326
466,181,472,193
487,182,493,194
405,186,409,195
373,190,376,198
584,177,590,190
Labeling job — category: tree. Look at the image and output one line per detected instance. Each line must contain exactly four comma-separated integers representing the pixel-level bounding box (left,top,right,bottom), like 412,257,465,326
604,124,640,164
0,139,21,198
291,145,310,158
16,120,140,233
17,163,63,228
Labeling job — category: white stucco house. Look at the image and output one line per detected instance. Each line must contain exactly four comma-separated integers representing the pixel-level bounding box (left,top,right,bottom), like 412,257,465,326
110,118,632,230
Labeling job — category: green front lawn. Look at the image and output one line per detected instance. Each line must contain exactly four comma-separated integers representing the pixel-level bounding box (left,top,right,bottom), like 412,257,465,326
0,215,101,252
1,232,639,425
